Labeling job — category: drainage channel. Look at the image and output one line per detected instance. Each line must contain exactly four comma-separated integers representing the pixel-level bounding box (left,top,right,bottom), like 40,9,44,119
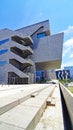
60,89,72,130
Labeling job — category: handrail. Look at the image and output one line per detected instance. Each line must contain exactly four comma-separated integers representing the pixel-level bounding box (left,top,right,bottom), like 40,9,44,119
31,26,44,37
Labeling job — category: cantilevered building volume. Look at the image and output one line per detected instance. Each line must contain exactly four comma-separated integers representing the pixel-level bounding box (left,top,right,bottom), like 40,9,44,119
0,20,64,84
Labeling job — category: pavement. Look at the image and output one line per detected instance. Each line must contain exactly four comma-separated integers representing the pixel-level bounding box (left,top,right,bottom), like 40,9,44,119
0,84,64,130
34,85,64,130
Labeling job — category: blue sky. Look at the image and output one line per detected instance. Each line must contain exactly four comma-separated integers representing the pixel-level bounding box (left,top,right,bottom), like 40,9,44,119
0,0,73,68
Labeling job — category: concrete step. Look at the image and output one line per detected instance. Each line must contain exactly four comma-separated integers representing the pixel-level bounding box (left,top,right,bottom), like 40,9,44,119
31,92,39,97
0,86,55,130
46,97,51,105
51,98,56,106
0,84,50,115
47,97,56,106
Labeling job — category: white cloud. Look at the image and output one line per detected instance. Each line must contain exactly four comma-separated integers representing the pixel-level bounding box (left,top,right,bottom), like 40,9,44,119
61,25,73,68
70,53,73,58
63,47,70,57
64,38,73,47
63,26,73,35
63,38,73,57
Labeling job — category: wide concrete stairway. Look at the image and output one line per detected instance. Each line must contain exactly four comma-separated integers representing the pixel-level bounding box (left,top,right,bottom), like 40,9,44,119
0,84,55,130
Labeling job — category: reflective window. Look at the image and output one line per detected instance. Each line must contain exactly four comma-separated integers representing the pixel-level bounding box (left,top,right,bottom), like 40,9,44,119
0,49,8,55
0,38,9,45
0,61,7,66
37,32,46,38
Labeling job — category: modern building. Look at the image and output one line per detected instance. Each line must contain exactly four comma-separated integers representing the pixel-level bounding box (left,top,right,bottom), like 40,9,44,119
56,69,70,80
64,66,73,79
0,20,64,84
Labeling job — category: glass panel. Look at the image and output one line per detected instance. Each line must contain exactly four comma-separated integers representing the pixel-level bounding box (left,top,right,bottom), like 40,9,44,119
37,32,46,38
0,38,9,45
0,49,8,55
0,61,7,66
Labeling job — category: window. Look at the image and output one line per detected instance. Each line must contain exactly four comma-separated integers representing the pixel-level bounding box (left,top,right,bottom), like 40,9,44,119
0,38,9,45
37,32,46,38
0,61,7,66
0,49,8,55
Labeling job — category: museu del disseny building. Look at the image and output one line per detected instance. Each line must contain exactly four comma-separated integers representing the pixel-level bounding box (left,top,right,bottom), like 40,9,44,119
0,20,64,84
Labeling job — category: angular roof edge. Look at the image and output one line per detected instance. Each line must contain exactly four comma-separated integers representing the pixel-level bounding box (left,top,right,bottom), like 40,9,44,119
16,20,49,31
0,28,14,32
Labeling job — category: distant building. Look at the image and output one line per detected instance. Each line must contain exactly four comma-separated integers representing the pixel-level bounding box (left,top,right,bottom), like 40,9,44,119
64,66,73,79
0,20,64,84
56,69,70,80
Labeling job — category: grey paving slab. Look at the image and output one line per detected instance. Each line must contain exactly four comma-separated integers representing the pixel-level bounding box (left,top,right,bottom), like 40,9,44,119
36,86,55,99
22,98,44,107
0,105,39,130
0,84,49,115
0,85,55,130
21,87,54,108
0,121,24,130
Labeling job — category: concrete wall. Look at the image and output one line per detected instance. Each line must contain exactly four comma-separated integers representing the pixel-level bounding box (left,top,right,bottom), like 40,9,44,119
60,84,73,129
0,64,8,84
16,20,50,36
0,29,34,84
34,33,63,62
16,20,63,71
0,29,17,39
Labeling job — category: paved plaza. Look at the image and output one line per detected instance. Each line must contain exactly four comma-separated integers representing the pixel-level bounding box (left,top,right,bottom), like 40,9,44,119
0,83,66,130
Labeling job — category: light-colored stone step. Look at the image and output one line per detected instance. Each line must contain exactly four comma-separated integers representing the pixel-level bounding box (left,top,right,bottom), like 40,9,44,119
0,84,49,115
0,86,55,130
46,97,51,105
31,92,39,97
47,97,56,106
